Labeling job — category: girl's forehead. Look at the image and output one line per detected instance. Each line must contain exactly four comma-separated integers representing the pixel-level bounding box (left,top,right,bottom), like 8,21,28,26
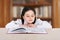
25,10,34,15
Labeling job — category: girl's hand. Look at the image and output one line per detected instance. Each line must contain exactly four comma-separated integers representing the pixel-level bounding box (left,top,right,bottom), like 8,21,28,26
27,24,36,28
20,24,36,28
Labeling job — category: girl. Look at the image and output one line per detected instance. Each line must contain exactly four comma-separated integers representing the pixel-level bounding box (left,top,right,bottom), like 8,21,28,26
5,7,52,33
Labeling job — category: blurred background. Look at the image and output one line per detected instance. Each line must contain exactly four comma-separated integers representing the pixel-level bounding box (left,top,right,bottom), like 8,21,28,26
0,0,60,28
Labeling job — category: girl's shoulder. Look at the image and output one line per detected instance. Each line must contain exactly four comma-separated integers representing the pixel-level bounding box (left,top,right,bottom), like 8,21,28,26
11,19,22,24
35,19,43,25
5,19,22,29
9,19,22,24
35,19,50,24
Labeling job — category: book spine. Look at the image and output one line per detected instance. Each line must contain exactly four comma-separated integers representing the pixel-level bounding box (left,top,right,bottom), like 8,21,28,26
39,6,43,18
17,6,24,18
17,7,20,17
13,6,24,18
13,6,17,17
13,0,25,4
34,7,39,18
48,6,52,18
43,6,49,18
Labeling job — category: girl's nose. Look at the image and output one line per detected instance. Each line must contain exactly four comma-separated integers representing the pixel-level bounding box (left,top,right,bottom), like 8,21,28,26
29,17,32,19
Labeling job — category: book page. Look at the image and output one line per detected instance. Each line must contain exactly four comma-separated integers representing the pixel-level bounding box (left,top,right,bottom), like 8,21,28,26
7,27,47,34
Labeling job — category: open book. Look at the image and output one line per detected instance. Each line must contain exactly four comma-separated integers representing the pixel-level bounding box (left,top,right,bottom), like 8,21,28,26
7,27,47,34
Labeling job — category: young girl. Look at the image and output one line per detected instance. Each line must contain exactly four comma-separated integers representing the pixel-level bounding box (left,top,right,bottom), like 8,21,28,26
5,7,52,33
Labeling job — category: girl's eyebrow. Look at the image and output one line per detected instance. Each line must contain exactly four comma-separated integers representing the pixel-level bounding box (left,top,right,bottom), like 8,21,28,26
26,14,29,15
27,14,34,16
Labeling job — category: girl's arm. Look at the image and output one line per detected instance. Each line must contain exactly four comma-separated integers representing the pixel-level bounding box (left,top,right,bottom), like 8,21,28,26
35,19,52,29
41,21,52,29
5,19,22,31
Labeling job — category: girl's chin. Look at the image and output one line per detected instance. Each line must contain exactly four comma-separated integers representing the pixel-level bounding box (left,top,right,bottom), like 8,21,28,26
27,21,34,24
27,22,33,24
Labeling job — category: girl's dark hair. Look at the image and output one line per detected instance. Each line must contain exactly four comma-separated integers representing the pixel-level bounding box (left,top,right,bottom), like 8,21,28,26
21,7,36,24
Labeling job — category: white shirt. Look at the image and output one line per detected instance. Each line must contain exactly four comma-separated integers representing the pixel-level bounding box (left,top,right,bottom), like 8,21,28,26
5,19,52,32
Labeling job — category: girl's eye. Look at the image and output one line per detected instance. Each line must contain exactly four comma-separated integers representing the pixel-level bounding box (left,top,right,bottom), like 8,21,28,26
31,16,34,17
31,15,34,17
26,16,29,17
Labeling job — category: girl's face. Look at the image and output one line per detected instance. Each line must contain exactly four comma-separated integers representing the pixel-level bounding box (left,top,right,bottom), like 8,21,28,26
23,10,35,24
